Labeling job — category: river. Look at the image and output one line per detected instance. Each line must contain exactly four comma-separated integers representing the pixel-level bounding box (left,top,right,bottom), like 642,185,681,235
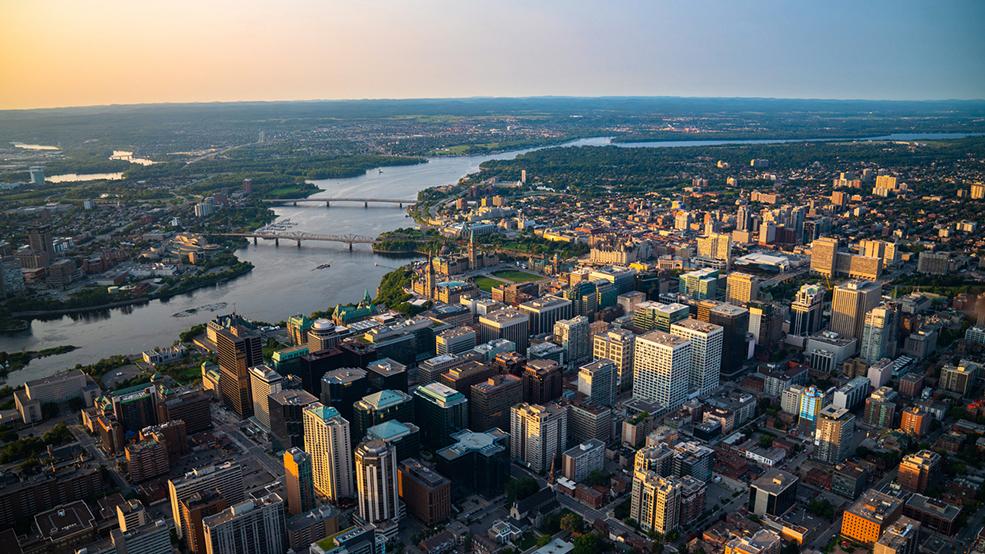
0,132,979,385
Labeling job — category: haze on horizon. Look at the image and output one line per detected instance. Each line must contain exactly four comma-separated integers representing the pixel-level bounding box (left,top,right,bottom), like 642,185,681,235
2,0,984,111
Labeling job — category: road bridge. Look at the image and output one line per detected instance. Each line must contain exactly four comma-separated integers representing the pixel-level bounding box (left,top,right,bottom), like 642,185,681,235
262,197,417,208
211,231,376,250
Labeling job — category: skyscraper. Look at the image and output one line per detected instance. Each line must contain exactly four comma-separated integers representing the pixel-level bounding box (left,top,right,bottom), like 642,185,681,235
813,405,855,464
860,304,899,363
249,364,283,429
510,402,568,473
707,303,749,374
670,318,724,395
354,440,403,527
470,374,522,430
413,382,469,449
202,492,286,554
725,272,760,305
810,237,839,277
790,283,825,337
577,359,617,407
478,308,530,352
633,331,691,409
178,490,228,554
352,389,415,441
283,448,315,516
307,318,340,352
831,281,882,343
519,295,574,336
521,359,563,404
593,328,635,391
303,403,354,503
168,462,245,539
216,325,264,418
630,471,681,535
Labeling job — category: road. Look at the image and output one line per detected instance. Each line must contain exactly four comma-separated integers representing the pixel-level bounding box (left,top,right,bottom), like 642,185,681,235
69,423,133,495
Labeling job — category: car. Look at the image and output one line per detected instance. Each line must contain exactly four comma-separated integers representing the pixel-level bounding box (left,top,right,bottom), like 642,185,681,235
115,372,124,377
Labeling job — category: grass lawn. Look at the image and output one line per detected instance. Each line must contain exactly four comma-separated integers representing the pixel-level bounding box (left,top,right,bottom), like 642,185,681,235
473,276,501,292
492,270,542,283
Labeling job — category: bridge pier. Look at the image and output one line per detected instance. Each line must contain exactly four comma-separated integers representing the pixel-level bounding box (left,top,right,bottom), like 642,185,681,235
292,201,297,207
296,239,302,248
253,237,257,245
398,202,403,208
274,238,279,247
326,200,330,208
348,242,353,252
364,201,368,209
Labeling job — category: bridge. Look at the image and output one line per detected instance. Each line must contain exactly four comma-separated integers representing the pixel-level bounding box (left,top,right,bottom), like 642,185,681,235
212,231,376,250
262,197,417,208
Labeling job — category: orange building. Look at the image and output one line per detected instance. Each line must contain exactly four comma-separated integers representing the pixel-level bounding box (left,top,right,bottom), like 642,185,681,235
841,489,903,545
899,406,931,437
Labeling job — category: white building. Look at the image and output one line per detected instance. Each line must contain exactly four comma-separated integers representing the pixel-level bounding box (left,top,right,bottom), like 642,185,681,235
249,364,283,430
632,331,692,410
670,318,723,395
510,402,568,473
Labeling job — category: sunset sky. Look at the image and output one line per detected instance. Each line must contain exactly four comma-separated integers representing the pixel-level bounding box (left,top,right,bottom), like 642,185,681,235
1,0,983,110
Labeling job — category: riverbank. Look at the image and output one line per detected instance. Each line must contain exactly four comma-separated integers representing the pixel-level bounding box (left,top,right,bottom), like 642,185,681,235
0,345,79,378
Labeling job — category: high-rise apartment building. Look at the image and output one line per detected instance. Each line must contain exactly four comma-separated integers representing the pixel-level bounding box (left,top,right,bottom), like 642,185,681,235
810,237,839,277
696,232,732,267
478,308,530,352
202,492,286,554
303,403,354,503
897,450,941,493
554,316,591,367
249,364,283,429
726,272,760,305
510,402,568,473
630,471,681,534
593,328,635,391
283,448,315,516
168,462,245,539
831,281,882,343
858,239,898,269
354,440,403,527
633,302,690,333
813,405,855,464
670,318,723,395
216,325,264,418
633,331,691,409
791,283,825,337
577,359,617,407
860,304,899,363
863,387,898,428
178,490,228,554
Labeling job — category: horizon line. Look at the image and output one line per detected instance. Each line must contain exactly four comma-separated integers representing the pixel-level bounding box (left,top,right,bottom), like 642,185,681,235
4,94,985,113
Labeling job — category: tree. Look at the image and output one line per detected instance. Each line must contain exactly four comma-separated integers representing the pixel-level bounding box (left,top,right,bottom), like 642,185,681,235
506,477,539,503
560,513,584,534
572,533,602,554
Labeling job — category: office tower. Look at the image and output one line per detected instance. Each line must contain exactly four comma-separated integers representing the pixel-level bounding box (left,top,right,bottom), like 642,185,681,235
860,304,899,363
748,301,784,352
863,387,898,428
748,469,798,516
577,359,617,407
841,489,904,546
202,492,286,554
897,450,941,493
249,364,283,430
366,420,420,462
813,406,855,464
633,302,690,332
438,359,496,397
117,499,149,532
873,516,921,554
366,358,408,392
352,390,415,440
110,519,171,554
417,354,462,385
169,462,244,539
470,374,522,430
354,440,403,527
568,398,611,445
307,318,339,352
726,272,760,305
286,314,312,346
554,316,590,367
679,268,720,299
831,281,882,343
521,359,563,403
138,421,187,466
268,389,317,451
178,490,229,554
112,385,159,434
859,239,898,269
303,403,355,502
633,331,691,409
630,471,681,534
28,225,54,264
216,325,264,418
791,283,825,336
435,326,476,355
810,237,839,277
707,303,749,374
562,439,605,482
319,368,368,421
519,295,573,336
435,428,510,498
283,448,315,516
413,382,469,449
670,319,724,395
510,402,568,473
833,376,870,411
159,389,212,433
479,308,530,352
593,328,635,391
972,182,985,200
397,458,451,526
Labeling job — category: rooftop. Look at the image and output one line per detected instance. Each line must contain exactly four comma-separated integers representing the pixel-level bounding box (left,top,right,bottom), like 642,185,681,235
751,468,798,494
847,489,903,523
638,330,691,348
358,389,412,411
671,318,722,334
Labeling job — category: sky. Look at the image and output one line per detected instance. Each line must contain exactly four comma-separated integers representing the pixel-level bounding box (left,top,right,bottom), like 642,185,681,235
1,0,983,110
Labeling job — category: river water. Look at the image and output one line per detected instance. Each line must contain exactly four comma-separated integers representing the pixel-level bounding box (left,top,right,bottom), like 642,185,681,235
1,132,979,384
